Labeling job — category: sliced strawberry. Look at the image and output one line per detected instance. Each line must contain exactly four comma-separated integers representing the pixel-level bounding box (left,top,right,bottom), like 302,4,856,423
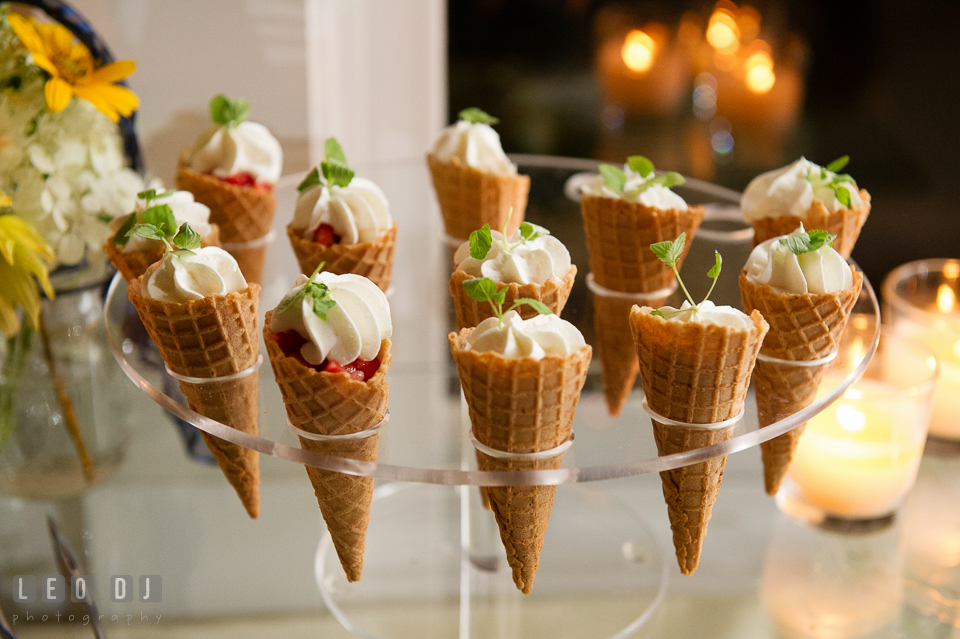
340,357,381,381
220,172,257,188
271,330,314,368
323,359,343,374
313,223,340,247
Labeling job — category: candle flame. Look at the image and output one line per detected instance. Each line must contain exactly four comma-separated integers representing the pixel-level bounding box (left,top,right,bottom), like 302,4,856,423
937,284,957,313
621,30,657,73
745,50,775,93
706,9,740,54
944,262,960,279
836,404,866,432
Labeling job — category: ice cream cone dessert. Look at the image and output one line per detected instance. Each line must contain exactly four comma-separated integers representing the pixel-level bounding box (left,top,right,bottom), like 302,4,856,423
449,297,591,594
126,229,261,519
630,237,767,574
449,222,576,329
739,227,863,495
176,95,282,285
741,156,870,259
263,269,392,582
427,107,529,242
286,138,396,292
104,189,221,282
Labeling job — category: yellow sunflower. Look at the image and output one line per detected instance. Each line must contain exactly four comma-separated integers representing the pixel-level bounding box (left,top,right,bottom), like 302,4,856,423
0,193,55,338
7,13,138,122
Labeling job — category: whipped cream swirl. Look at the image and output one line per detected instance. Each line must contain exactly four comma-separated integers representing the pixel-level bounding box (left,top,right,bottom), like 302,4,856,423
744,227,853,294
115,190,212,254
186,121,283,185
292,176,391,244
466,310,586,360
453,230,571,285
431,120,516,174
143,247,247,303
652,300,754,330
741,157,863,221
270,272,392,365
581,164,688,209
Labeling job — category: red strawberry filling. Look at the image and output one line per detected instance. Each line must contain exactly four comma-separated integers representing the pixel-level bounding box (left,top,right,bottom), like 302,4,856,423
313,223,340,247
271,330,380,380
218,172,274,193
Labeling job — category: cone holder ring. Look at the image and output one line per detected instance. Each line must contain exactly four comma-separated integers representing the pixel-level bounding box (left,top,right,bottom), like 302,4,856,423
221,229,277,251
641,398,745,430
287,411,389,442
756,350,839,368
164,354,263,385
585,273,679,301
469,430,574,460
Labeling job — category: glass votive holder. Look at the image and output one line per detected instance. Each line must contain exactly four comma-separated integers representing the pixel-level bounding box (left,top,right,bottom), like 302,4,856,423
778,317,938,529
882,259,960,445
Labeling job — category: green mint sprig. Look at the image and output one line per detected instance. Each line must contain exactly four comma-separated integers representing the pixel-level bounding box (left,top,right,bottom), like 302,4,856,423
468,207,550,260
276,262,338,321
779,229,837,256
458,107,499,126
812,156,858,208
648,233,722,318
128,221,201,256
136,189,175,205
113,200,180,247
297,137,355,192
598,155,686,196
111,212,138,246
210,94,249,127
462,277,551,328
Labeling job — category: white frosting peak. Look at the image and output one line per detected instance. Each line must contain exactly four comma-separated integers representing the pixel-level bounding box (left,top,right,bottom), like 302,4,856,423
270,272,392,366
291,176,391,244
466,310,586,360
431,120,516,174
581,164,688,209
744,227,853,294
741,157,863,222
187,121,283,184
653,300,754,330
114,190,212,254
453,230,571,285
143,246,247,303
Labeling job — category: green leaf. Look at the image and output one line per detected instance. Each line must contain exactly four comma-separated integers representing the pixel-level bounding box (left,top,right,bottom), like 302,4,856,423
650,233,686,267
779,230,837,255
707,251,722,279
129,223,167,242
324,137,347,165
825,155,850,173
463,277,499,303
307,283,337,321
298,167,321,192
491,287,506,306
627,155,655,178
209,94,249,127
834,185,852,208
519,221,550,243
276,288,307,314
142,204,177,237
111,212,138,246
458,107,499,125
511,298,552,315
598,164,626,194
651,171,686,190
136,188,174,204
650,309,665,317
321,158,355,188
469,225,493,259
171,248,195,257
173,223,202,250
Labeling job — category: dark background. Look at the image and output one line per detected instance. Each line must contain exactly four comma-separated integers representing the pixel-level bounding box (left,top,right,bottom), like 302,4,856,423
447,0,960,289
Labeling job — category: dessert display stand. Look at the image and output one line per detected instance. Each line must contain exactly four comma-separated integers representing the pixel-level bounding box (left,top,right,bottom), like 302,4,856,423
104,157,879,639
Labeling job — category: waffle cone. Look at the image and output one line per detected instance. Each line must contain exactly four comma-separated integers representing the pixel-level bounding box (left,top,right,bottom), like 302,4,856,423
103,225,221,283
750,190,871,259
427,153,529,242
630,306,767,574
739,269,863,495
177,162,277,284
127,276,261,518
449,330,591,594
593,291,668,416
264,312,391,583
286,223,397,292
581,194,704,293
449,267,577,330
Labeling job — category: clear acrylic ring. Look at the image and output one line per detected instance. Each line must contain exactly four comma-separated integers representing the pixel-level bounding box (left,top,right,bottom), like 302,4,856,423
585,273,679,301
469,430,574,460
641,398,745,430
221,229,277,251
164,354,263,384
756,350,839,368
287,411,389,442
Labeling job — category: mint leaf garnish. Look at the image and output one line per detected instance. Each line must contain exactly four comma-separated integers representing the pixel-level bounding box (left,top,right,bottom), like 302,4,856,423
510,298,551,315
627,155,655,178
650,233,686,267
324,137,347,165
111,212,137,246
835,186,852,208
142,204,177,237
702,251,722,305
469,224,493,260
599,163,626,194
136,189,174,204
650,309,665,317
463,278,551,327
519,221,550,242
209,94,249,127
277,263,338,321
321,158,354,188
825,155,849,173
298,168,321,192
129,223,167,243
458,107,499,125
173,222,201,251
780,230,837,256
